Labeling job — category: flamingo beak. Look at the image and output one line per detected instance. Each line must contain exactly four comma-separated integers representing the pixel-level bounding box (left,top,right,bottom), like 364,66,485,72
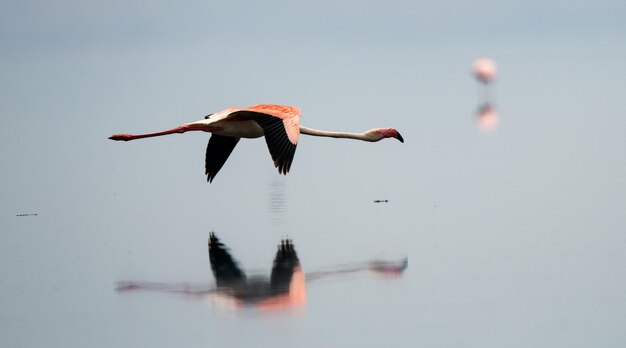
396,132,404,143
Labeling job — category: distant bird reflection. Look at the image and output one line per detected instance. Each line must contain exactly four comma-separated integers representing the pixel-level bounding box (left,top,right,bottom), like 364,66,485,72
476,103,498,133
116,233,407,310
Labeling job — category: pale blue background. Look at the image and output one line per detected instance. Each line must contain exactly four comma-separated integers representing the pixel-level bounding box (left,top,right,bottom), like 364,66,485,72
2,1,626,347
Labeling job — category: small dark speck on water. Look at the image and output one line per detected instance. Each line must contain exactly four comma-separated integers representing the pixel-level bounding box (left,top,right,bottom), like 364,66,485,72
373,200,389,203
16,213,38,217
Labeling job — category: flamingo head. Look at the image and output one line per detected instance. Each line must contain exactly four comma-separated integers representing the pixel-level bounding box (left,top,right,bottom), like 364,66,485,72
371,128,404,143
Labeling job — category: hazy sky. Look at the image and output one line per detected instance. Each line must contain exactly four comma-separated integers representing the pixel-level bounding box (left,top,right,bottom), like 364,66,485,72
2,1,626,347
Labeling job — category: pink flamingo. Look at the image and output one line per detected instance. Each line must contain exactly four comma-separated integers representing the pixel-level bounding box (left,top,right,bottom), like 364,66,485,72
109,104,404,182
472,57,497,84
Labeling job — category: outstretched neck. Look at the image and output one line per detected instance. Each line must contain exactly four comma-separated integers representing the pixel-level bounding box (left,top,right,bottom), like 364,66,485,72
299,126,373,142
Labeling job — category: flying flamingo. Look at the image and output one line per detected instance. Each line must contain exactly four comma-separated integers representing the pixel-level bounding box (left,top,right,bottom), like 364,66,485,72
109,104,404,182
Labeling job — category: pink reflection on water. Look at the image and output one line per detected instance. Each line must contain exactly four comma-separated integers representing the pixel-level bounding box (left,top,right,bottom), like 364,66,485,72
256,266,307,310
476,103,498,132
117,233,406,312
208,267,307,311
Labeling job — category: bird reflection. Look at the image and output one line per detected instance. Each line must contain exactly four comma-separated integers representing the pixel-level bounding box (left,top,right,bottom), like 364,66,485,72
305,257,408,281
368,258,409,276
476,103,498,133
116,233,407,310
208,233,306,309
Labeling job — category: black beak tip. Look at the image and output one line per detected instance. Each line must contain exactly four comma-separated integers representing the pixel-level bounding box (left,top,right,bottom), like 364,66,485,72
397,133,404,143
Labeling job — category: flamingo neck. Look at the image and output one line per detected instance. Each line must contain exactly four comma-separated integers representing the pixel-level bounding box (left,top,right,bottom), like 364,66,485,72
299,126,370,141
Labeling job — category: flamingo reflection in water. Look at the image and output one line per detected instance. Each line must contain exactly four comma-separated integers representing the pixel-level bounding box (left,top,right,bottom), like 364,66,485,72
476,103,498,133
209,233,306,309
116,233,407,310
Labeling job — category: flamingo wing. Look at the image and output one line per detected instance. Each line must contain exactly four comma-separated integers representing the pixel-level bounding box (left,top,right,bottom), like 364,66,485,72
230,111,298,175
205,135,240,183
209,233,246,287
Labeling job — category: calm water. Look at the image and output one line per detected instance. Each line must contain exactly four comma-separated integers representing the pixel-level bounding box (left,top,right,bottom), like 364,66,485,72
3,173,625,347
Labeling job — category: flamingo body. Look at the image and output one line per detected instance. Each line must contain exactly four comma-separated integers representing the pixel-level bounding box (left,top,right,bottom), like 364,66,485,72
202,104,300,142
109,104,403,183
472,57,497,84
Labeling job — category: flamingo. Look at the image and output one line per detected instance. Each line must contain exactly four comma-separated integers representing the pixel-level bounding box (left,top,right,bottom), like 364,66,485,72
472,57,497,84
109,104,404,182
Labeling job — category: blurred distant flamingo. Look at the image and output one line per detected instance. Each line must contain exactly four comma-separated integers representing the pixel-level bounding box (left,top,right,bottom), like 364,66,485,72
109,104,404,182
472,57,497,84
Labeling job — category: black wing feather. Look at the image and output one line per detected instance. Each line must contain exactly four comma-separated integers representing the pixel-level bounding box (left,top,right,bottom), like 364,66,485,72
205,135,240,183
228,111,298,175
